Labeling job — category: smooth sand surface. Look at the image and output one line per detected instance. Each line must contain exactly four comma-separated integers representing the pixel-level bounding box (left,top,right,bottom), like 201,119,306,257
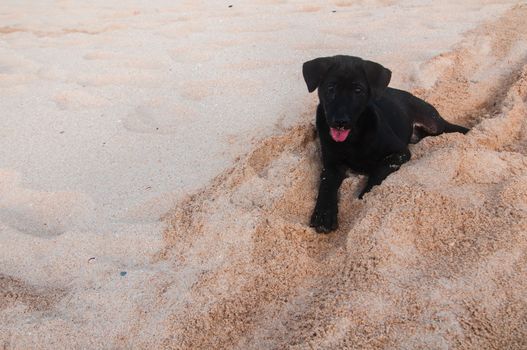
1,1,526,349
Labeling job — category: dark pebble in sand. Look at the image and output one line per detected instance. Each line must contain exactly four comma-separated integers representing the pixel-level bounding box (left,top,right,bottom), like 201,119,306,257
228,5,233,8
120,271,127,276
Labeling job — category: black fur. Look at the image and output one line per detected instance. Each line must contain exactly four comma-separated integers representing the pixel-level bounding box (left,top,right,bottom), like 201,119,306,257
303,55,469,233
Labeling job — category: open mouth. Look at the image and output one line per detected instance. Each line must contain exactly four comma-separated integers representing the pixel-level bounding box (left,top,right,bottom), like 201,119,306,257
329,127,350,142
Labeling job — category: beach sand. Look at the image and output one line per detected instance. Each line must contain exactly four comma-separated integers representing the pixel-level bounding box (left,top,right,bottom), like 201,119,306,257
1,1,527,349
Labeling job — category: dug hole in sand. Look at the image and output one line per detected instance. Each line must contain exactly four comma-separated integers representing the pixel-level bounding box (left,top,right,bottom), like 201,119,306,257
1,2,527,350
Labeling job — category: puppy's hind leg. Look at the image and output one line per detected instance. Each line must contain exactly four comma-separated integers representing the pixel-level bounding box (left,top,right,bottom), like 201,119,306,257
411,103,469,143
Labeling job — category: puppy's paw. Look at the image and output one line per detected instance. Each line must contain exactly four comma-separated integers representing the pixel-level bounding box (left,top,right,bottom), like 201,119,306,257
383,151,410,167
310,207,338,233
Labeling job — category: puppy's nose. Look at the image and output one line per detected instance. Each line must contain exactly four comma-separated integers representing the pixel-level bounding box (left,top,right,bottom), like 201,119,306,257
334,120,347,128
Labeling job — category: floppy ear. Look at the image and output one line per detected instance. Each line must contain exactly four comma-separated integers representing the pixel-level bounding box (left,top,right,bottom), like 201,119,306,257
302,57,334,93
362,60,391,99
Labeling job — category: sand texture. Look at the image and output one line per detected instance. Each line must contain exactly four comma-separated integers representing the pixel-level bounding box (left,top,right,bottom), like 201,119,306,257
1,1,527,349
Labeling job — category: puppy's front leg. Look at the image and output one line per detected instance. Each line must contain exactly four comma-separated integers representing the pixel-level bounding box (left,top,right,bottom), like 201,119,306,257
310,165,345,233
359,150,410,199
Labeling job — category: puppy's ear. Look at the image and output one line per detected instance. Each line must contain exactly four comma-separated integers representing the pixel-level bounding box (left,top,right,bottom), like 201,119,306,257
362,60,391,99
302,57,334,93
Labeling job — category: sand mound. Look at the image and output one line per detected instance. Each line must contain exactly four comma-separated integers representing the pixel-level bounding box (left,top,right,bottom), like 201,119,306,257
158,6,527,349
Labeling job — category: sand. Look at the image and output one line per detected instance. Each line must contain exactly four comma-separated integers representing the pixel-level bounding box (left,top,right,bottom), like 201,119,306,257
1,1,527,349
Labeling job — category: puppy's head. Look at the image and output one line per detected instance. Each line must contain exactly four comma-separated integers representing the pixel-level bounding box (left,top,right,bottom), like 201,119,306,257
302,55,391,142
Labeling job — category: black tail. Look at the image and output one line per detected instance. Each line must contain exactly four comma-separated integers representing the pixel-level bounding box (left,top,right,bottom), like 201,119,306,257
444,122,469,134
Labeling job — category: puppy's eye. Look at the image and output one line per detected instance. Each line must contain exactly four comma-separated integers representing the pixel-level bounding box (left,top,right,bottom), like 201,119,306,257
354,86,363,94
326,84,336,99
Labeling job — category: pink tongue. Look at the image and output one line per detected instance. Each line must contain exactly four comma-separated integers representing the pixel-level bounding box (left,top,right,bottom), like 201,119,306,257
330,128,350,142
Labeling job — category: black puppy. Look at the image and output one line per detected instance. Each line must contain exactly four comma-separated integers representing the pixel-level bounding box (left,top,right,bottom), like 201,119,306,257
303,55,468,233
